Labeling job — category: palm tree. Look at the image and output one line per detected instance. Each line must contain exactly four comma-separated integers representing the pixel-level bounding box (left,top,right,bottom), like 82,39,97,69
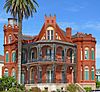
4,0,39,84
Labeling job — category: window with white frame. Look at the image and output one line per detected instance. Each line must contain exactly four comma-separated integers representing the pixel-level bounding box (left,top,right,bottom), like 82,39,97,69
84,47,89,60
5,36,6,44
46,27,54,40
91,66,94,80
12,68,16,78
84,66,89,80
8,35,12,44
4,68,8,77
6,51,9,62
81,48,82,60
12,51,16,62
91,48,95,60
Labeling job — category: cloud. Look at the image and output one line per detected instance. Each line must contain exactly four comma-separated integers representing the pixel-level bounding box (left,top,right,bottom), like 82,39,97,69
82,22,100,31
58,21,100,31
66,6,84,12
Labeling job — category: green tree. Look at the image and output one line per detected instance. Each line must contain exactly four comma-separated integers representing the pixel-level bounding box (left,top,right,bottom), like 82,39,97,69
66,84,80,92
4,0,38,84
0,76,17,91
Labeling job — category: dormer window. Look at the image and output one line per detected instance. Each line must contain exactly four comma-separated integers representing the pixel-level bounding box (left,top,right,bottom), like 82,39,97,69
8,35,12,44
46,27,54,40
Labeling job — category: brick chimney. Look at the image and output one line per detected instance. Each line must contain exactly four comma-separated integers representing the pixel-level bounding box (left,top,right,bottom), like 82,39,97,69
66,27,72,39
8,18,17,27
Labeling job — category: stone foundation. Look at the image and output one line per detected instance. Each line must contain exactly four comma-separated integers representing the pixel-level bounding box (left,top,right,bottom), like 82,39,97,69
25,83,68,92
80,83,96,90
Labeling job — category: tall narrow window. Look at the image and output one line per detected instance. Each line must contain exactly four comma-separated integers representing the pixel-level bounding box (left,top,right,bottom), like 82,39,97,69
91,48,95,60
5,36,6,44
81,48,82,60
21,73,25,84
85,47,89,60
12,51,16,62
12,68,16,78
4,68,8,77
84,66,89,80
47,27,54,40
62,50,64,60
22,50,26,64
38,67,42,83
46,48,51,60
8,35,12,44
6,51,9,62
51,30,53,40
91,67,94,80
31,68,34,83
31,50,34,60
62,67,65,83
80,67,82,80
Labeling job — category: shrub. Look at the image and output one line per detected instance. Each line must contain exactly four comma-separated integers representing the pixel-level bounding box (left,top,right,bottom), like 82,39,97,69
96,81,100,88
84,87,92,92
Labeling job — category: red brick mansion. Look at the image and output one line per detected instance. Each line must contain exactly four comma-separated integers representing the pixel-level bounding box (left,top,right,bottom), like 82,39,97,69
2,15,96,91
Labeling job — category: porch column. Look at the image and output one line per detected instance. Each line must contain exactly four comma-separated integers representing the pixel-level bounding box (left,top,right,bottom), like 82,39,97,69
27,46,30,63
37,44,41,61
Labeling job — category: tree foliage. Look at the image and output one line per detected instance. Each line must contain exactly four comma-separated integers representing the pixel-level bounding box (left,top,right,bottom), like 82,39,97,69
0,76,17,91
66,83,80,92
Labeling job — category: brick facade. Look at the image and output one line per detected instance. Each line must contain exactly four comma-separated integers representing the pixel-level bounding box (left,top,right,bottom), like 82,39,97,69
2,16,96,90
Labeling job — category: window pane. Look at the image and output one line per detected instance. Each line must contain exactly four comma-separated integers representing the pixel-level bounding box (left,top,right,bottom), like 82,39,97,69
85,50,89,60
85,69,89,80
51,30,53,40
47,30,50,40
92,71,94,80
6,53,9,62
12,52,16,62
4,69,8,77
92,50,94,60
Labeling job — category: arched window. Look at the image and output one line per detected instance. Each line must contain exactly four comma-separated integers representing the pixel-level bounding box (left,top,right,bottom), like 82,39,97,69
84,66,89,80
8,35,12,44
46,67,53,83
31,50,34,60
6,51,9,62
4,68,8,77
62,67,65,83
46,48,52,60
91,48,95,60
38,67,42,83
12,68,16,78
84,47,89,60
47,27,54,40
21,72,25,84
91,66,94,80
12,51,16,62
5,36,6,44
22,50,26,64
30,68,34,83
80,67,83,80
81,48,83,60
